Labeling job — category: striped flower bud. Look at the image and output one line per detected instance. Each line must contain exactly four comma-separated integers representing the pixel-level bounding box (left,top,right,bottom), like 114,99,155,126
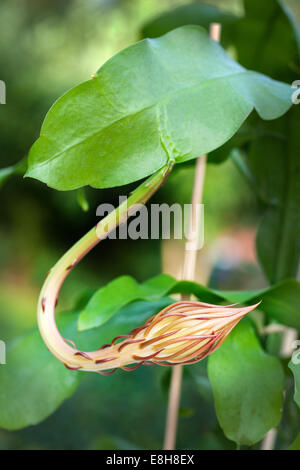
54,300,259,375
108,300,259,370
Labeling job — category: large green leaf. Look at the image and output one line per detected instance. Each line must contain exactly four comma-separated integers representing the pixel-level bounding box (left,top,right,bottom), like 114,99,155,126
0,298,170,430
146,0,298,228
208,319,284,446
74,297,173,350
79,274,300,331
78,276,142,331
142,0,298,82
78,274,177,331
25,26,291,190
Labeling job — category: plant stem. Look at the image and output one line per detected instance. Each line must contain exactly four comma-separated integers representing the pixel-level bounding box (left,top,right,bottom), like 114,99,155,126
163,23,222,451
37,162,173,371
163,157,206,450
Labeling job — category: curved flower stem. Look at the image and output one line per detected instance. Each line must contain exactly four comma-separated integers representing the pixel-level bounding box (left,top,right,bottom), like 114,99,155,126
37,162,173,372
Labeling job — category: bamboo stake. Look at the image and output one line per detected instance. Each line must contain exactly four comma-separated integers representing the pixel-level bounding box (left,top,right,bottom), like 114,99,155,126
163,23,221,450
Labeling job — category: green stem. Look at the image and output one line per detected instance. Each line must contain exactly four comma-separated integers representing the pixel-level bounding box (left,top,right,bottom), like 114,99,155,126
274,110,298,282
37,162,173,372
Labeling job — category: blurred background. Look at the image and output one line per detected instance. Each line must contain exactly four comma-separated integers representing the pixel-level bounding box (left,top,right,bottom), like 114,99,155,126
0,0,267,450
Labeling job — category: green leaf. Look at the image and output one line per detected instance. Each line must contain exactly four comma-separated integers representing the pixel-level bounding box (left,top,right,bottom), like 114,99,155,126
208,319,284,446
208,0,300,282
0,314,81,430
280,0,300,55
0,297,171,430
169,280,224,303
289,358,300,407
225,108,300,283
230,0,299,83
289,432,300,450
215,279,300,330
178,407,194,418
0,157,27,189
138,273,178,299
208,0,300,166
189,360,214,403
26,26,291,190
142,0,299,83
250,279,300,330
78,276,142,331
75,297,173,350
0,166,16,187
233,0,300,284
79,273,300,332
78,273,225,331
255,108,300,283
78,274,176,331
90,435,141,450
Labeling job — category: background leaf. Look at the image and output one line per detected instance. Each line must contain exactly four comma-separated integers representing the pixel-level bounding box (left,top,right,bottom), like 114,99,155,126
230,0,298,83
78,274,176,330
289,359,300,407
141,2,239,46
208,319,284,446
217,279,300,330
78,274,225,331
26,26,291,190
79,274,300,331
279,0,300,55
209,0,300,283
0,314,81,430
289,431,300,450
0,157,27,189
255,108,300,283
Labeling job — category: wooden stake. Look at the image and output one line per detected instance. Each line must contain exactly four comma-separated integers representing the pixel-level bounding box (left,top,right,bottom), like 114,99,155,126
163,23,221,450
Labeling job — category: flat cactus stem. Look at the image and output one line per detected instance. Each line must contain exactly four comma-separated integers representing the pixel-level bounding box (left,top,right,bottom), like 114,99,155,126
37,161,258,373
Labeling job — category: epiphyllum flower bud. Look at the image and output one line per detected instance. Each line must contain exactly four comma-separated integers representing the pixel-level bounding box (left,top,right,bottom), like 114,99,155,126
39,296,258,375
91,301,259,373
121,301,259,367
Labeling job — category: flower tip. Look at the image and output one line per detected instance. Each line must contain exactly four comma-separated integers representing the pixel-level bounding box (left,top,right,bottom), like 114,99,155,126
240,301,261,316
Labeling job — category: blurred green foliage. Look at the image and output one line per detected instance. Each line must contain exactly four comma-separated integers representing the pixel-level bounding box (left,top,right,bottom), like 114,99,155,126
0,0,275,450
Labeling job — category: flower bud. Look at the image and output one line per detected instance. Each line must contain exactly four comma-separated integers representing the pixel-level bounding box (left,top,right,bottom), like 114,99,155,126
89,300,259,374
54,300,259,374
